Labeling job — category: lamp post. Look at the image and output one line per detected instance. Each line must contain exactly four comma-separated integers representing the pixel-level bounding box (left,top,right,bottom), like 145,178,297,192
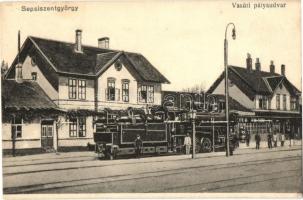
188,109,197,159
224,23,236,157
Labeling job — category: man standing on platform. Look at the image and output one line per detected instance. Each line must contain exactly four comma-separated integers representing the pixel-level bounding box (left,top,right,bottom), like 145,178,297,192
255,133,261,150
134,134,143,158
245,131,250,147
273,132,278,148
280,133,285,147
184,133,192,155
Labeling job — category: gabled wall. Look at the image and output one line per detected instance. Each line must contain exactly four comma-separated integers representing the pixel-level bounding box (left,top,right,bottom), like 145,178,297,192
211,78,255,109
270,82,291,110
21,55,58,100
97,61,162,110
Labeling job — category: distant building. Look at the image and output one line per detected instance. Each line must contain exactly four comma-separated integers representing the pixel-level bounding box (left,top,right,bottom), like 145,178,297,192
207,54,301,138
2,30,169,154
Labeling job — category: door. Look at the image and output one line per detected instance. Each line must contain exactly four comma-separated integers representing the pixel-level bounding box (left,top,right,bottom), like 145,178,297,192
41,121,54,149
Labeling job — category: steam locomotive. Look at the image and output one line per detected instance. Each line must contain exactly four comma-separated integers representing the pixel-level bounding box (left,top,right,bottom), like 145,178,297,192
93,107,237,160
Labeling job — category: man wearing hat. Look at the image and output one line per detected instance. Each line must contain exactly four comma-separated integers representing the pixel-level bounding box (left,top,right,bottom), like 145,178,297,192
184,133,192,155
134,134,143,158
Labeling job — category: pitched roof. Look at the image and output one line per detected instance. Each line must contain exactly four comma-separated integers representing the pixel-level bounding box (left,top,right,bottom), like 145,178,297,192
207,66,301,99
265,76,284,91
1,80,58,110
214,94,252,112
7,36,170,83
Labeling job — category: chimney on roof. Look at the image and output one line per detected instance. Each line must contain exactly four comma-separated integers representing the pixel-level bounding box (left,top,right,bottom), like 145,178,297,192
255,58,261,71
270,60,275,74
15,30,23,83
281,64,286,76
75,29,83,53
246,53,252,71
98,37,109,49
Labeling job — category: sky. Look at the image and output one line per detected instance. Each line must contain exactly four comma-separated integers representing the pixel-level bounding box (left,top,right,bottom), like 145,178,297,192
0,0,301,91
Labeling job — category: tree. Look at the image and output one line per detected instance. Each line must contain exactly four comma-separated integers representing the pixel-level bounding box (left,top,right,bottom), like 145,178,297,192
182,82,206,94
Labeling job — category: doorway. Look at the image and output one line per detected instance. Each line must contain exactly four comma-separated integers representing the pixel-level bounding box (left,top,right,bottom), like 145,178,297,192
41,120,54,149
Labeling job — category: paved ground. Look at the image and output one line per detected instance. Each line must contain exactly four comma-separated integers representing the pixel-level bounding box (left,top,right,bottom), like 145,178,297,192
2,144,302,194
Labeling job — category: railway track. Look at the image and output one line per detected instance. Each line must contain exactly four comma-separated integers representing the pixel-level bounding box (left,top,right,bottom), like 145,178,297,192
4,154,301,194
3,147,300,169
149,169,300,192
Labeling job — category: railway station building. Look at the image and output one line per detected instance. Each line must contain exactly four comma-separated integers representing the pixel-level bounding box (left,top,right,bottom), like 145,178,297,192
2,30,170,155
207,54,302,142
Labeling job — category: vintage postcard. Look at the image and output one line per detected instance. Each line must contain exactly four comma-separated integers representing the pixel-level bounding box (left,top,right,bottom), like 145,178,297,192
0,0,302,199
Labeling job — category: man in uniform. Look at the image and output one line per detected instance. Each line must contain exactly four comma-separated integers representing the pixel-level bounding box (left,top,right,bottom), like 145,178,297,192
134,134,143,158
184,133,192,155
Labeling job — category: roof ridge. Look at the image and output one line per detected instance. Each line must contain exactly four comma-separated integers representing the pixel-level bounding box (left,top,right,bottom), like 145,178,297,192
29,35,124,53
231,65,280,76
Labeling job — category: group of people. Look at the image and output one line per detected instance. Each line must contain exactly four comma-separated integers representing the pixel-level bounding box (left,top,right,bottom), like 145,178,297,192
134,130,289,159
254,132,286,149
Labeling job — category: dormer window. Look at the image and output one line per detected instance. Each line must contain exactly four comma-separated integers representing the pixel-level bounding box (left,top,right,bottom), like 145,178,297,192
31,72,37,81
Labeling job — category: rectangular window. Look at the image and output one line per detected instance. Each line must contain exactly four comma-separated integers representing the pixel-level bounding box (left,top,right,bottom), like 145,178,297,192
78,80,86,100
138,85,147,103
122,80,129,102
148,86,154,103
283,94,287,110
68,79,77,99
276,94,280,110
290,97,297,111
138,85,155,103
258,96,267,109
107,78,116,101
31,72,37,81
69,117,86,137
12,116,22,138
69,118,77,137
78,117,86,137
